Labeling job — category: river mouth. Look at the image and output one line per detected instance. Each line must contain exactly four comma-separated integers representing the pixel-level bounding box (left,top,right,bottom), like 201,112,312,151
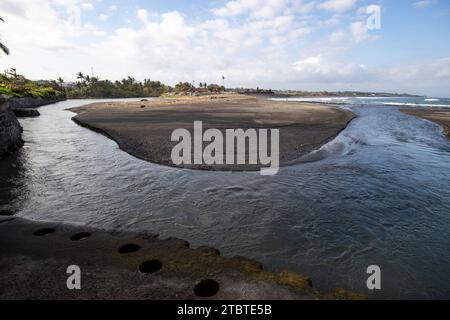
1,98,450,299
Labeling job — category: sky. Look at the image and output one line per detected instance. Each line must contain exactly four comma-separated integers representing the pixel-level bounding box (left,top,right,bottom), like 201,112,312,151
0,0,450,97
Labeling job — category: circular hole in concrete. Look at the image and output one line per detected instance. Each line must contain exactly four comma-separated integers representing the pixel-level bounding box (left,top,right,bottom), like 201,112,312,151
33,228,56,236
194,279,220,297
118,243,140,254
138,260,162,274
0,210,14,216
70,232,92,241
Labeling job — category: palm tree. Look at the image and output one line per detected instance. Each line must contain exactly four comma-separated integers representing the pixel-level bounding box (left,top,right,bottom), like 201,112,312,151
57,77,64,89
76,72,85,81
0,16,10,55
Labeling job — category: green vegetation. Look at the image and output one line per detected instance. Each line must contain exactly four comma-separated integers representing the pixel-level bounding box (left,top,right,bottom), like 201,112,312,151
173,82,225,94
0,69,65,99
67,73,172,98
174,82,194,93
206,84,225,92
0,67,226,100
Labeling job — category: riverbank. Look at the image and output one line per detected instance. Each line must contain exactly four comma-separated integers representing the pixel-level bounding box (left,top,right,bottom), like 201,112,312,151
0,216,363,300
401,108,450,138
70,94,355,171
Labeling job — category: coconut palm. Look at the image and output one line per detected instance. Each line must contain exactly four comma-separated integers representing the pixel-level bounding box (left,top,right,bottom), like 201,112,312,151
76,72,85,81
57,77,64,89
0,16,10,55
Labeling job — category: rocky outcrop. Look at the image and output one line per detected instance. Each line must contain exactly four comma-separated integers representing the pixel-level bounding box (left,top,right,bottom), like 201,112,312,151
0,96,23,156
14,108,40,118
7,96,65,109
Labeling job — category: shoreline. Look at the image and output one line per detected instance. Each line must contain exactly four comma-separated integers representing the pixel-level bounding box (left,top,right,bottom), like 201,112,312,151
401,108,450,138
69,94,356,172
0,216,364,300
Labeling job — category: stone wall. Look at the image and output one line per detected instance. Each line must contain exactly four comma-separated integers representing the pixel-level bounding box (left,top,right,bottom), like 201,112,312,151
0,96,23,156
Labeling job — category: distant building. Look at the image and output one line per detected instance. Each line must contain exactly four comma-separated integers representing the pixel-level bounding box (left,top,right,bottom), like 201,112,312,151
34,80,49,86
61,82,77,88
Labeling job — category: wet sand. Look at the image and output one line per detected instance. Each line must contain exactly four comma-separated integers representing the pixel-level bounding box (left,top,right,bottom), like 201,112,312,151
0,217,364,300
69,94,355,171
401,108,450,138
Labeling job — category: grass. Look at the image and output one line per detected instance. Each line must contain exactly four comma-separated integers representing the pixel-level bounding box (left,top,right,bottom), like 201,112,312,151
0,83,65,99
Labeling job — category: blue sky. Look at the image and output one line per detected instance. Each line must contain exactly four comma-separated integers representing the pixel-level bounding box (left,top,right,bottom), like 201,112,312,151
1,0,450,96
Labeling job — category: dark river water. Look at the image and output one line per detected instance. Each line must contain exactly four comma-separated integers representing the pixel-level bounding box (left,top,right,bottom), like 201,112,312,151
1,97,450,299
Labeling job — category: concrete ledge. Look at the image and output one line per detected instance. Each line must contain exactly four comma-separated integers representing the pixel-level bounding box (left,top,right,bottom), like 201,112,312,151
0,217,365,300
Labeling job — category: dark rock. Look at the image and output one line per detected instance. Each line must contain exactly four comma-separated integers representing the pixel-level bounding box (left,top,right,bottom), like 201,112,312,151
166,237,190,248
231,256,263,271
70,232,92,241
7,96,65,109
33,228,56,236
0,96,23,156
197,246,221,256
14,108,40,118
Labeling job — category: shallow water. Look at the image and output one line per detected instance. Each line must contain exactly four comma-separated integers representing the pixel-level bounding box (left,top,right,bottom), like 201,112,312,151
1,97,450,299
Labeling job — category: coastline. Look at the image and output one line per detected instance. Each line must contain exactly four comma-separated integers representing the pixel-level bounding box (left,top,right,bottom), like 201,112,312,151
0,216,364,300
69,94,356,171
401,108,450,138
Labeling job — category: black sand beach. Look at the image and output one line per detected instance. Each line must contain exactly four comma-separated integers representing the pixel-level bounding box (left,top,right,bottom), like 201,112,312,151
401,108,450,138
70,94,355,171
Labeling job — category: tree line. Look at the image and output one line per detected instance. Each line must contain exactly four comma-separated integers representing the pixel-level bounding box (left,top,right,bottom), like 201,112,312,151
0,68,65,99
68,74,226,98
67,73,171,98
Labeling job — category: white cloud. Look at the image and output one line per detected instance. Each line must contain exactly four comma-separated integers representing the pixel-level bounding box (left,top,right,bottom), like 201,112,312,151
80,2,95,11
212,0,288,18
0,0,448,96
212,0,259,17
290,0,316,14
136,9,149,23
413,0,438,9
83,23,106,36
350,21,378,43
318,0,357,12
108,5,118,12
293,54,369,82
99,13,109,21
0,0,26,17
